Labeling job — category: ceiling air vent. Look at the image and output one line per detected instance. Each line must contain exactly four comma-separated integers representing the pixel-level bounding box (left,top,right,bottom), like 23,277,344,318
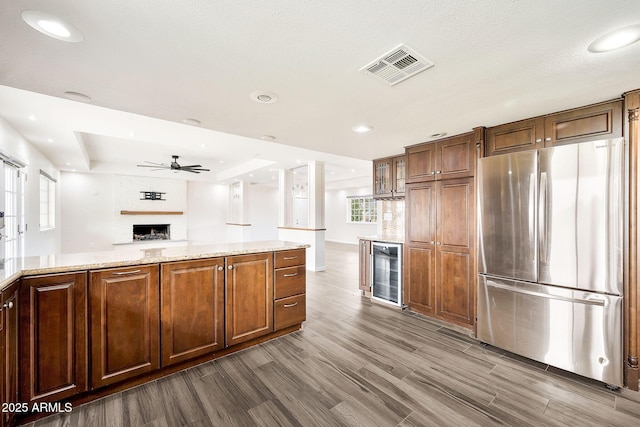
360,44,434,86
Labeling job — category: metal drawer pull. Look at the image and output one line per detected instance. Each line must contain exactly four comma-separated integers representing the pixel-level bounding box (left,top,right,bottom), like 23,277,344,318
283,273,298,277
0,301,14,311
283,256,298,260
283,302,298,308
113,269,142,275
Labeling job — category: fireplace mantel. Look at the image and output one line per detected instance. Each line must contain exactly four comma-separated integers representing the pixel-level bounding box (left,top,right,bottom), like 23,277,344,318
120,210,183,215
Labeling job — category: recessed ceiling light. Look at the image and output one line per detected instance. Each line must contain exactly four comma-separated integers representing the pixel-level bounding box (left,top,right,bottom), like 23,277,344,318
430,132,447,138
47,138,54,142
352,124,373,133
261,135,276,141
21,10,84,42
128,132,135,137
63,91,91,102
588,24,640,53
250,90,279,104
182,118,201,126
27,115,37,121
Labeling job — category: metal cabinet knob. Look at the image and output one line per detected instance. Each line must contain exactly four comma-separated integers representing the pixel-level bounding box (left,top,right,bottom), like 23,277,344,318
535,138,543,143
545,137,551,141
435,170,441,174
430,241,435,244
228,265,234,270
1,301,13,310
436,241,441,245
217,266,223,271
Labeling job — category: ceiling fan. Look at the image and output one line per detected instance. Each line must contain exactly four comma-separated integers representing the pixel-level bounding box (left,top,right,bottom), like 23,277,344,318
137,155,210,174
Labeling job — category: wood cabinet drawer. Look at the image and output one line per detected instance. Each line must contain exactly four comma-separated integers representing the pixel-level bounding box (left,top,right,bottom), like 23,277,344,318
274,294,306,331
274,266,306,299
274,249,305,268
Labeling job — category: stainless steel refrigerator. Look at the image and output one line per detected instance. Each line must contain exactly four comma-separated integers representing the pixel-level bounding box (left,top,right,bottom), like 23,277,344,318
477,138,624,387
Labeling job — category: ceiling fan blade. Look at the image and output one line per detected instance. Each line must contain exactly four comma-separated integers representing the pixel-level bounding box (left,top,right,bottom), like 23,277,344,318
184,169,201,173
178,164,201,169
137,164,170,168
183,167,210,172
144,161,168,166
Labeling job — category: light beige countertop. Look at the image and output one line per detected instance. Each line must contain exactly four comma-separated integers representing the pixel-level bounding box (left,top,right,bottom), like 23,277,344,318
0,240,309,292
358,235,405,244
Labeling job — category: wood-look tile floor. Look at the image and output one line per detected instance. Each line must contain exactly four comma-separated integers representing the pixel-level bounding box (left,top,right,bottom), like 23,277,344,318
24,242,640,426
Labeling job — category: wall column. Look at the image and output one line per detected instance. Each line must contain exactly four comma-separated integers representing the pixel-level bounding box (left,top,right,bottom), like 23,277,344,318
278,162,326,271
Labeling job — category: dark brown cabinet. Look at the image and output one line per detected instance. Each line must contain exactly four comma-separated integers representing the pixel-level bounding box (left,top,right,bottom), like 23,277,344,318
373,155,406,198
1,281,18,427
19,273,88,404
274,249,306,331
358,239,372,292
406,133,475,183
486,99,623,156
225,252,273,346
404,178,475,328
89,265,159,389
160,258,224,367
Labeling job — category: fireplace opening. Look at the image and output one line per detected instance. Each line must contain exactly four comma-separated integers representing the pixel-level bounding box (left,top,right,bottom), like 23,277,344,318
133,224,170,241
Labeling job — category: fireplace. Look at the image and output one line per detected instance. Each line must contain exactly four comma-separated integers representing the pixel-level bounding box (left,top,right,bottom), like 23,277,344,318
133,224,170,241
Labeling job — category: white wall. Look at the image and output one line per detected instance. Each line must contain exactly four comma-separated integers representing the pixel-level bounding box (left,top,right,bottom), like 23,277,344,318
325,186,377,245
0,117,60,256
186,181,229,244
248,184,278,241
60,172,115,253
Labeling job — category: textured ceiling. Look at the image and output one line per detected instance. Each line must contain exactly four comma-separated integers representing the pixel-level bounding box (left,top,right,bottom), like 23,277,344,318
0,0,639,183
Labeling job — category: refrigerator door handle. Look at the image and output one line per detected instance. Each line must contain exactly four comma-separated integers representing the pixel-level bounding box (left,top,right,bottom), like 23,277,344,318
539,171,548,263
529,173,535,261
485,280,605,306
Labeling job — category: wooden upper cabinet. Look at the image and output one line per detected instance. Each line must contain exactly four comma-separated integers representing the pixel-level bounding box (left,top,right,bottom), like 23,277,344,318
438,133,475,180
486,117,545,156
406,143,436,183
19,272,88,403
486,99,623,156
89,265,159,389
544,100,622,146
406,133,475,183
160,258,225,367
225,252,273,347
373,155,406,198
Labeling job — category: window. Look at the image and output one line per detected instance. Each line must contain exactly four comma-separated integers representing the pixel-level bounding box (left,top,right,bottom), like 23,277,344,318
347,196,377,223
40,171,56,230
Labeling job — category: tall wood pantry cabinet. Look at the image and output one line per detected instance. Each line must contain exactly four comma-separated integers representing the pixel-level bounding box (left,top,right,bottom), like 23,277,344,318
404,132,476,328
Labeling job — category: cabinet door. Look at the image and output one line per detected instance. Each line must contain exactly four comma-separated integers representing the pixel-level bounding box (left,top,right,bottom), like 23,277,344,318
1,281,18,427
486,117,545,156
90,265,159,389
393,156,406,196
225,253,273,347
436,178,475,327
404,182,436,314
437,133,475,180
544,100,622,146
373,158,393,198
406,143,436,183
358,240,371,291
20,273,88,403
161,259,224,367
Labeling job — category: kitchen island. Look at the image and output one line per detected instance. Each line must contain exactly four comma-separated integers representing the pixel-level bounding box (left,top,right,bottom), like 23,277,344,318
0,240,308,426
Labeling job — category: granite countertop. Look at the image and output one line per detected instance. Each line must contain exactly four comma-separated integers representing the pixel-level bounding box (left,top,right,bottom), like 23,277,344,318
0,240,309,292
358,235,405,244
